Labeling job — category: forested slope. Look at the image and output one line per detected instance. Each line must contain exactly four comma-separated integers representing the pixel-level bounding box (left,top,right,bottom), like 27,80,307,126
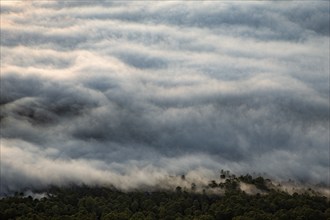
1,174,329,220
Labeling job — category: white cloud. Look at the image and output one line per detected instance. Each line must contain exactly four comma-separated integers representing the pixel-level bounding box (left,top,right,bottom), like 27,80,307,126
1,0,329,194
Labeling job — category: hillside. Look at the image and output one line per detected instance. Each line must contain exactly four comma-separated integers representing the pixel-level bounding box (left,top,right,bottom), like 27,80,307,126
1,174,329,220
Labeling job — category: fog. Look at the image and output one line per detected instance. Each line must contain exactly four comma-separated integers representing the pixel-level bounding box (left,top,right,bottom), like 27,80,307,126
1,1,329,194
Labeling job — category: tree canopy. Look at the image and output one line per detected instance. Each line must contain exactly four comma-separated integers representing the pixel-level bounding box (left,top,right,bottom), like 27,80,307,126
1,173,329,220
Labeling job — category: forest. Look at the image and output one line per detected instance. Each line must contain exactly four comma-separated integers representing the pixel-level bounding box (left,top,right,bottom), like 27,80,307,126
1,173,329,220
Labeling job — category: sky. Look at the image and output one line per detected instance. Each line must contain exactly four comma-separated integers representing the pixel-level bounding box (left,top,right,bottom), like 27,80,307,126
0,0,329,194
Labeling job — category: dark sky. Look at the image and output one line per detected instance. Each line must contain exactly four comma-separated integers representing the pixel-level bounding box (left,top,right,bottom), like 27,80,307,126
0,1,329,194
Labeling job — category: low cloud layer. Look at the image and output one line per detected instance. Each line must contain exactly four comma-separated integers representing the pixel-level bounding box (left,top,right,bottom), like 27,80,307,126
1,1,329,194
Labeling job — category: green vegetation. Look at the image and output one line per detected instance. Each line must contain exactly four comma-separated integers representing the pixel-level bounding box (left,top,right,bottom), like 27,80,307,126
1,174,329,220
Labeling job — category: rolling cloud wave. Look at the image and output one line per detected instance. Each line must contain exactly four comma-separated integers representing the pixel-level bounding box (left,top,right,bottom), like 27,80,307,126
1,1,329,194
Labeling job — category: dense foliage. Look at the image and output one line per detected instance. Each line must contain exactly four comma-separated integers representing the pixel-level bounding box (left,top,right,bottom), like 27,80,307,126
1,175,329,220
